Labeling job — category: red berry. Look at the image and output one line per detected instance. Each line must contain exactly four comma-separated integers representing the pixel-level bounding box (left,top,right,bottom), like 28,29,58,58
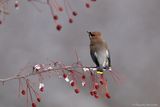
37,97,41,102
72,11,78,16
53,15,58,20
69,70,74,74
63,74,67,78
15,3,19,8
40,87,44,92
74,88,80,94
93,90,97,95
105,93,111,99
32,103,36,107
21,90,26,95
91,0,96,2
70,81,75,87
85,3,90,8
69,18,73,23
94,83,99,89
82,75,86,79
58,7,63,12
90,91,94,96
100,80,104,85
94,95,99,99
56,24,62,31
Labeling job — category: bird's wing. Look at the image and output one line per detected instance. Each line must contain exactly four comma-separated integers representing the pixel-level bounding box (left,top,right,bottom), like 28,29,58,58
96,49,111,68
106,50,111,68
90,51,100,67
103,42,112,68
97,50,108,67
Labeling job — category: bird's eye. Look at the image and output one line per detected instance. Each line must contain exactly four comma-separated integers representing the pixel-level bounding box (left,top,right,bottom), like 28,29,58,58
90,33,95,37
87,32,95,38
91,34,95,36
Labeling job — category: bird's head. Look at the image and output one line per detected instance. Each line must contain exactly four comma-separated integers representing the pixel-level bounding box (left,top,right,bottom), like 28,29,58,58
87,31,102,41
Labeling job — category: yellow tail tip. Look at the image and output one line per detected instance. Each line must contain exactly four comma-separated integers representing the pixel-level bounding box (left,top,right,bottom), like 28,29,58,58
96,71,103,74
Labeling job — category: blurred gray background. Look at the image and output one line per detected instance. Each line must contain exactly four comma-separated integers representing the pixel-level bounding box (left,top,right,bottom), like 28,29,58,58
0,0,160,107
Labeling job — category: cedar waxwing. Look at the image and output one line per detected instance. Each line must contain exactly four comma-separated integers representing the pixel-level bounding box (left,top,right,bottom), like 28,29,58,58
87,31,112,74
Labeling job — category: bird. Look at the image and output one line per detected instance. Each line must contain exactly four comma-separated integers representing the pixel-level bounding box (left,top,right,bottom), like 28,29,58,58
87,31,112,74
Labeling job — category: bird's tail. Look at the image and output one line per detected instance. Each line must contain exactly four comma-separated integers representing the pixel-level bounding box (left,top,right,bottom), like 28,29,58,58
96,66,111,74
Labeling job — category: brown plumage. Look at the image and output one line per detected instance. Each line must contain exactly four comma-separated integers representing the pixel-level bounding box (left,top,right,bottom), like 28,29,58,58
87,31,111,73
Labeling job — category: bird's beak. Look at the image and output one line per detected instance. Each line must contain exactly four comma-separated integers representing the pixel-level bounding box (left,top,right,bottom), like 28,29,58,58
87,31,92,38
86,31,91,34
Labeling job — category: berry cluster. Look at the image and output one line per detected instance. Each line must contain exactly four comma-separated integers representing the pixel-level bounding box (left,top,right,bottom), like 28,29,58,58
0,56,122,107
19,79,44,107
0,0,97,31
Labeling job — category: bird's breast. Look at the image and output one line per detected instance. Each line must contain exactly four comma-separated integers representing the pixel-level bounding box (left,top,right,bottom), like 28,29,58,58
90,43,106,52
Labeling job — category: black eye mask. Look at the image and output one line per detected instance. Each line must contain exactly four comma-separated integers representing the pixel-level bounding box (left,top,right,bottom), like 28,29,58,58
87,31,95,37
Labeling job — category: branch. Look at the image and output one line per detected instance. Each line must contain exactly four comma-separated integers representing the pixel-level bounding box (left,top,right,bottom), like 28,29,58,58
0,64,108,83
0,0,97,30
0,56,122,107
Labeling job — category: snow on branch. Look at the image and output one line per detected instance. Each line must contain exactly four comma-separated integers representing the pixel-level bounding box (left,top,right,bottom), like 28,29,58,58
0,52,122,107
